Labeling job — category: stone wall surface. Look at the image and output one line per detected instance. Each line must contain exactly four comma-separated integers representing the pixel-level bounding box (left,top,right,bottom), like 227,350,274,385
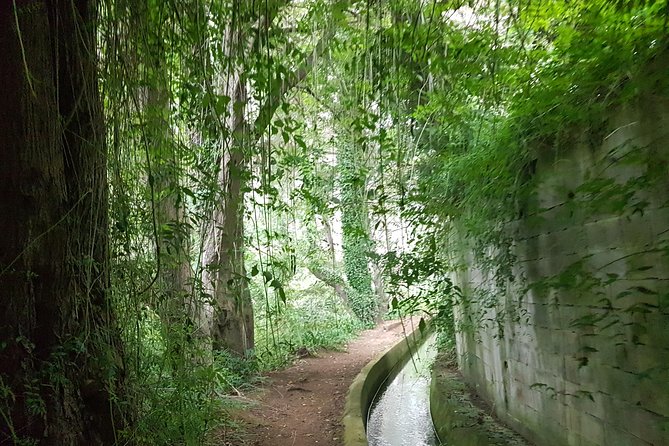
453,97,669,446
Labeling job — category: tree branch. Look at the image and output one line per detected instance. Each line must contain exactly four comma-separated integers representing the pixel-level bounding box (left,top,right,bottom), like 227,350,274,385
241,0,354,140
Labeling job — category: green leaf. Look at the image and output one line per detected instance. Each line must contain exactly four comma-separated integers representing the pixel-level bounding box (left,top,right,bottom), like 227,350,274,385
294,136,307,150
263,270,273,282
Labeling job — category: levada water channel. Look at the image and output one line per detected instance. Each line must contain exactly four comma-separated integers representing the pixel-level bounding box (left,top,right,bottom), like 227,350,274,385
366,333,439,446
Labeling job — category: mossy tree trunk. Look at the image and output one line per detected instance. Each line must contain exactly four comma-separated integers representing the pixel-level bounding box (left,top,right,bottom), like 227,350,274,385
0,1,125,443
339,141,378,325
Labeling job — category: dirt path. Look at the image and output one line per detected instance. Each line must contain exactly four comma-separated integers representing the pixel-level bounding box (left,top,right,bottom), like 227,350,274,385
238,319,417,446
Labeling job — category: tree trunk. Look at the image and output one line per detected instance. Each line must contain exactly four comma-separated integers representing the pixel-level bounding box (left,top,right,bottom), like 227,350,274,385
308,265,350,304
371,262,388,320
339,140,378,325
147,82,195,360
203,81,254,355
307,215,351,304
322,216,338,266
201,0,350,354
0,1,125,444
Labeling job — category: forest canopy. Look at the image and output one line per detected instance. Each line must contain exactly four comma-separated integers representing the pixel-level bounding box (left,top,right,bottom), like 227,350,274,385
1,0,667,444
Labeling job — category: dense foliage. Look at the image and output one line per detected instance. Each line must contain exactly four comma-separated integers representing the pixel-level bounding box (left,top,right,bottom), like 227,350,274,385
1,0,667,444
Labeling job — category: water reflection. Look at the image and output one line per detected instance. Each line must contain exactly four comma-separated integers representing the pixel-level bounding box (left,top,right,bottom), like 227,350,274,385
367,334,438,446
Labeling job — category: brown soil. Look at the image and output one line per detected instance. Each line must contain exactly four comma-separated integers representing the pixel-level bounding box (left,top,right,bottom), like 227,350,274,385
236,319,418,446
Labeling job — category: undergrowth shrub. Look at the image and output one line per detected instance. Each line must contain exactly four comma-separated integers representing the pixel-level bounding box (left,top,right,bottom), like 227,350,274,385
253,273,363,370
119,307,257,445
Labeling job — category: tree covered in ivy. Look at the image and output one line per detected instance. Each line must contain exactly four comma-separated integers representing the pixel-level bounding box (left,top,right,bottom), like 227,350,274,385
338,138,378,325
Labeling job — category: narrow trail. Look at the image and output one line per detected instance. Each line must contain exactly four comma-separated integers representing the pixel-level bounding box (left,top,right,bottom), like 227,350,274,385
238,319,418,446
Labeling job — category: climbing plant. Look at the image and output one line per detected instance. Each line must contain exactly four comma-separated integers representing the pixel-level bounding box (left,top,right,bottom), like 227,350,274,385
3,0,669,443
339,137,378,325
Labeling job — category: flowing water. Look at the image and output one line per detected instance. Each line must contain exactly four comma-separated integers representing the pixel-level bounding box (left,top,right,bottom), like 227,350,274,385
366,334,439,446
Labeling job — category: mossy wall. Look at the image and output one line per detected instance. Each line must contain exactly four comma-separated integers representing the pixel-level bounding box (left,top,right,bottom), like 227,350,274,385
430,351,529,446
453,98,669,446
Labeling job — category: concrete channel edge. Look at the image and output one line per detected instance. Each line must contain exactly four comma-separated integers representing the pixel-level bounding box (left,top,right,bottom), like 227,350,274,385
342,321,432,446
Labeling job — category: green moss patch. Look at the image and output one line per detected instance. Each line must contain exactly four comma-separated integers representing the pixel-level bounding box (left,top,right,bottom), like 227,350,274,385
430,353,530,446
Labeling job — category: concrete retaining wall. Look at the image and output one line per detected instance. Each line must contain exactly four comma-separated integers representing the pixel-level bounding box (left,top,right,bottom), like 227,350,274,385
453,98,669,445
